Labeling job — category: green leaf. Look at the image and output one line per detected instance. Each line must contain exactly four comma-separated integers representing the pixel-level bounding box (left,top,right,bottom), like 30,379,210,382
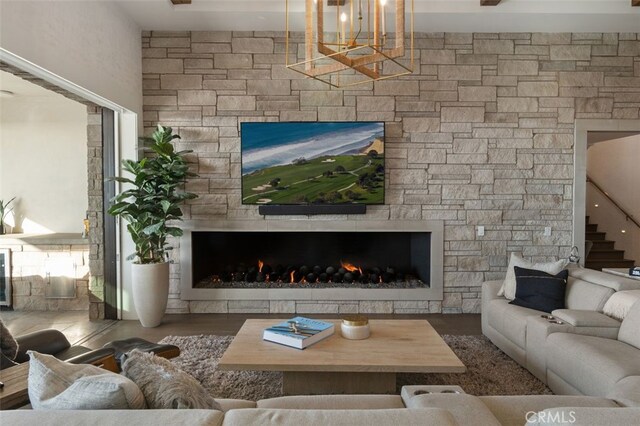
160,200,171,213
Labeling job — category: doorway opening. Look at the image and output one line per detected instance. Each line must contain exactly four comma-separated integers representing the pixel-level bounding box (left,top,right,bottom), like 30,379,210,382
573,120,640,271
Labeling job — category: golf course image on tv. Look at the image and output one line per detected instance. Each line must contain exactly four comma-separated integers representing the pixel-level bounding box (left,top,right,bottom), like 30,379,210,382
241,122,385,205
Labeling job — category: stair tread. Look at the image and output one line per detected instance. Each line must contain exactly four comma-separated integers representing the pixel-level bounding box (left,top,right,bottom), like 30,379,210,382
584,218,634,270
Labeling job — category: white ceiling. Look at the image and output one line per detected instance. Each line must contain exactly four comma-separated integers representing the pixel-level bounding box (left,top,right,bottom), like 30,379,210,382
112,0,640,33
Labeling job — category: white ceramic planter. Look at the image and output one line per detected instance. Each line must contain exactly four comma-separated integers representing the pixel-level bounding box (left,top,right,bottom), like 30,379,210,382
131,262,169,328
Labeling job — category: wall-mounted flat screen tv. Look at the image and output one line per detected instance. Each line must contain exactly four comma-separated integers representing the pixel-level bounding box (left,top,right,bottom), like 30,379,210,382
241,122,385,205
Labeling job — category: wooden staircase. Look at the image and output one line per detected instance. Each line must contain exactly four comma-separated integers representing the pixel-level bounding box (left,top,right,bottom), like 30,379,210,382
585,216,635,271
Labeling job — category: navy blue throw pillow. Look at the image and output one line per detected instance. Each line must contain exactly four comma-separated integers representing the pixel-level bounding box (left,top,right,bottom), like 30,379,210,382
509,266,568,313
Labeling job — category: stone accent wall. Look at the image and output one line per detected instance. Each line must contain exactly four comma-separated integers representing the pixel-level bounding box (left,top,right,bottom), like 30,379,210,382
87,105,105,320
142,31,640,314
0,239,89,311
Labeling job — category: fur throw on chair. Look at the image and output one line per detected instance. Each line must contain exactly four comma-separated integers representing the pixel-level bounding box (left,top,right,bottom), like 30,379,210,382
0,318,19,369
122,349,222,411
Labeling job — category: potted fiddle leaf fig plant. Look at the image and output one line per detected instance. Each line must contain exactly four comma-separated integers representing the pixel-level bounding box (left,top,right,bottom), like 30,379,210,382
0,197,16,235
108,125,197,327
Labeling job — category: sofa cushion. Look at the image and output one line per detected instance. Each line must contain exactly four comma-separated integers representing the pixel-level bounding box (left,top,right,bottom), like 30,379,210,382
510,267,568,313
216,399,257,411
550,309,621,328
608,376,640,407
526,407,640,426
546,333,640,397
618,300,640,350
405,393,501,426
222,408,456,426
257,395,404,410
499,254,567,300
487,298,542,349
0,410,224,426
27,351,146,410
479,395,619,426
569,265,640,292
565,277,614,311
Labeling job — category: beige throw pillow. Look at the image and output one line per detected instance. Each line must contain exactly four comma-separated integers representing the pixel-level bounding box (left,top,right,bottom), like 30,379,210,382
603,290,640,321
122,349,222,411
27,351,146,410
498,253,567,300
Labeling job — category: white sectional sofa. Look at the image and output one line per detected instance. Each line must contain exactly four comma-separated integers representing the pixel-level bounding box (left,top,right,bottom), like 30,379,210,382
482,264,640,402
3,389,640,426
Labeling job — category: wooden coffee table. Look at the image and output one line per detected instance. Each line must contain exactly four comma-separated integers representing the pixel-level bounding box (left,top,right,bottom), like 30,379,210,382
0,363,29,410
218,319,466,395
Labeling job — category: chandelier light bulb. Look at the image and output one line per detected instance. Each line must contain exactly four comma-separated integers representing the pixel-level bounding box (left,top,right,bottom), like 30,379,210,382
380,0,387,36
340,12,347,22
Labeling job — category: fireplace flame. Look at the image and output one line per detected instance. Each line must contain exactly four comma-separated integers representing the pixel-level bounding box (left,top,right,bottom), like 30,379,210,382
340,260,361,274
258,259,264,273
289,270,296,284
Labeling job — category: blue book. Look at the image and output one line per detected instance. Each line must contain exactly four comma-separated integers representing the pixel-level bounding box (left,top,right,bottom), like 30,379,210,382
263,317,335,349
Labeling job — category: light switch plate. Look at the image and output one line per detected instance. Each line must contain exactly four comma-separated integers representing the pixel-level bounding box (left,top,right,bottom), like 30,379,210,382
544,227,552,236
477,226,485,236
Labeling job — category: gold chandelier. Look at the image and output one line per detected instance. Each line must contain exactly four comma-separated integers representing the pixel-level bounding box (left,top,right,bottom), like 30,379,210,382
285,0,414,88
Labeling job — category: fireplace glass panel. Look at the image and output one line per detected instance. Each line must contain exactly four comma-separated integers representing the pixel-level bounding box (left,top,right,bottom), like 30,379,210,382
191,231,430,288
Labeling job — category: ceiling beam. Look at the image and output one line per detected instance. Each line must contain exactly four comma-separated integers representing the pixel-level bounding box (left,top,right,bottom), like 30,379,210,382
480,0,502,5
633,0,640,6
170,0,191,5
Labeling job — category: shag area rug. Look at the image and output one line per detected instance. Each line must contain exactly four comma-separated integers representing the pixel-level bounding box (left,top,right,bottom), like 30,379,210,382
159,334,552,401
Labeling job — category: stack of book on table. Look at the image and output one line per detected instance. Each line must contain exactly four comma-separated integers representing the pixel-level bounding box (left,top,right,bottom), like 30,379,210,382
263,316,334,349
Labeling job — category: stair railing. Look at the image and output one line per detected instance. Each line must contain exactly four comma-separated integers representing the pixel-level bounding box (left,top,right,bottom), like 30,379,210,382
587,175,640,229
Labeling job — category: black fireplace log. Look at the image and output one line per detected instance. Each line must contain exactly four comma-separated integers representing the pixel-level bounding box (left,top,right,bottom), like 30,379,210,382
205,262,417,285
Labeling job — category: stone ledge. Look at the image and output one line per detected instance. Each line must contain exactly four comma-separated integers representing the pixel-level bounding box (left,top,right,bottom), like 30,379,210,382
0,233,88,246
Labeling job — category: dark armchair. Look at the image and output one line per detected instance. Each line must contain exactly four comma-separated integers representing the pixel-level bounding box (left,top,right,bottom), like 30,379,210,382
4,329,117,372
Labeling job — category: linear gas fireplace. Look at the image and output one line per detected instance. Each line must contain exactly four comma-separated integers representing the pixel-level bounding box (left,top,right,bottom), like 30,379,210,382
192,231,429,289
180,220,444,303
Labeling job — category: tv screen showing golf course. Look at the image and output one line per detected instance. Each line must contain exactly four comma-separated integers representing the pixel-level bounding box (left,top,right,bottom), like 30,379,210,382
241,122,385,205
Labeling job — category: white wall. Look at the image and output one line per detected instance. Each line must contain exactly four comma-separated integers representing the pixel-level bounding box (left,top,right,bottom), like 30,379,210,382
0,93,88,233
1,0,143,318
586,135,640,264
0,0,143,118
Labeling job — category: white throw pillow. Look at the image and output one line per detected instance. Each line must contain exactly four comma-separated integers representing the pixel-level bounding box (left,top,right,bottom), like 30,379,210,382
603,290,640,321
498,253,568,300
27,351,146,410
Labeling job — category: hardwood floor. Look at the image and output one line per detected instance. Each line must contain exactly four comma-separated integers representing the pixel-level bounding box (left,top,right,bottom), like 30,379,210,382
1,311,482,349
0,310,116,346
